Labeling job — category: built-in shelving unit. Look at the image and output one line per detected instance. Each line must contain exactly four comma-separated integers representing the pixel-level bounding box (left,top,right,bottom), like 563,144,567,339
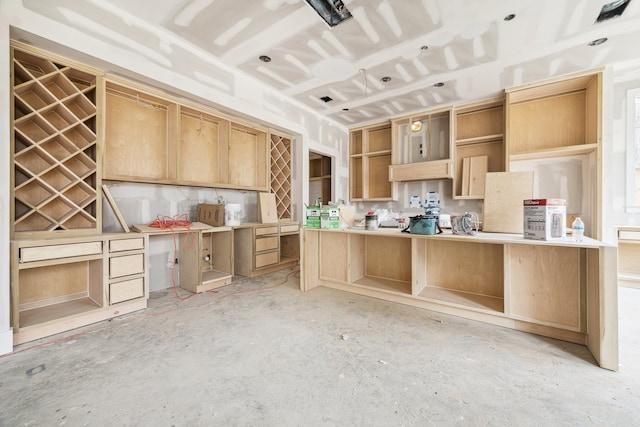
309,153,331,206
349,122,396,201
453,98,505,199
270,131,293,220
234,223,300,277
11,44,101,238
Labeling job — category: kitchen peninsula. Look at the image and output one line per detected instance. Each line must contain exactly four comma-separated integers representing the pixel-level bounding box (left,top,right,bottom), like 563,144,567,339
301,227,618,370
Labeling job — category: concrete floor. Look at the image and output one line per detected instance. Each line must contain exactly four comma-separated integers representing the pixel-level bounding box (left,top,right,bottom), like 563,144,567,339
1,268,639,426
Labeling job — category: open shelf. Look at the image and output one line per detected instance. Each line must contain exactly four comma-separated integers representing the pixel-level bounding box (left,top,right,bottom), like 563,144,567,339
270,132,293,220
417,286,504,312
202,269,232,286
20,297,101,328
352,276,411,295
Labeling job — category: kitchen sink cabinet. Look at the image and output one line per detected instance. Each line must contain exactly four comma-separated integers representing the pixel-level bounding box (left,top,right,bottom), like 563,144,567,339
10,233,149,345
302,228,617,370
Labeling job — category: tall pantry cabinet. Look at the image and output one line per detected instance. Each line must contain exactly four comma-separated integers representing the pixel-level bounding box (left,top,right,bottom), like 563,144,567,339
9,42,150,345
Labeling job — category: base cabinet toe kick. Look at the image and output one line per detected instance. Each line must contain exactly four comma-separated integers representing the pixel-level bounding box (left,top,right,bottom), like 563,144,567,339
301,228,618,370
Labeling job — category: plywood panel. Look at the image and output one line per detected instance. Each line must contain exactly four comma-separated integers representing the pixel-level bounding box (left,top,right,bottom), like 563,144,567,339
229,127,257,188
367,154,392,198
19,261,93,305
319,232,348,282
20,241,103,262
110,277,144,304
105,85,170,180
350,157,363,199
456,105,503,140
367,126,391,153
426,240,503,298
109,254,144,278
258,192,278,224
508,244,581,329
178,109,227,184
483,171,534,233
468,155,488,196
509,91,586,153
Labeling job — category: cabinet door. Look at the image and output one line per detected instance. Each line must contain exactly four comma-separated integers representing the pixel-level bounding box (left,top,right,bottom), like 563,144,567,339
178,107,229,185
104,82,176,182
229,123,268,190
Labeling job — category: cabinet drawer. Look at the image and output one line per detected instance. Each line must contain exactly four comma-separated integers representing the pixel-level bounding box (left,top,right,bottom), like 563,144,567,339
255,251,279,269
255,226,279,236
619,230,640,241
19,241,103,263
280,224,299,234
110,277,145,304
109,237,144,252
109,254,144,278
255,236,279,252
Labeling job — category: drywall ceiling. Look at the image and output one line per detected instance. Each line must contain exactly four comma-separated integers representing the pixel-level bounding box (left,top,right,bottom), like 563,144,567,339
18,0,640,127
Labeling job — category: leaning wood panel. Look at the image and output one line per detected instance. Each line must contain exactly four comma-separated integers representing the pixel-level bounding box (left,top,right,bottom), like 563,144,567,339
508,245,581,330
483,171,533,233
104,84,170,180
426,240,503,297
178,108,227,184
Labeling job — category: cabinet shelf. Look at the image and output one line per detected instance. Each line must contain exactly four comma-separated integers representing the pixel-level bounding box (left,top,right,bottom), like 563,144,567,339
509,143,598,161
352,276,411,295
455,134,504,146
20,297,100,328
417,286,504,313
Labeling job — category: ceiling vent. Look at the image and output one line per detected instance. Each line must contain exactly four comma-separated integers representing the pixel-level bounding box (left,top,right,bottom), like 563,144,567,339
320,96,333,103
305,0,352,27
596,0,632,23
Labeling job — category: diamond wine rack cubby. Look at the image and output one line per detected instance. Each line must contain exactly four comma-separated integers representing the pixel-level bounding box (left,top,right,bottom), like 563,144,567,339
270,132,292,220
11,45,102,237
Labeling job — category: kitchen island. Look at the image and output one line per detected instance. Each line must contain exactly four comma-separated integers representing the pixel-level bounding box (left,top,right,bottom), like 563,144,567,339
300,227,618,370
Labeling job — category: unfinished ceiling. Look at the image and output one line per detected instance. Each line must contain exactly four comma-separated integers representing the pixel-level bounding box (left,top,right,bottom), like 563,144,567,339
18,0,640,127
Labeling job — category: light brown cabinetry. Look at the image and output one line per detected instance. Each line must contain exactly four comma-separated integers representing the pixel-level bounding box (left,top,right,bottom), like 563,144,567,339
11,43,102,238
302,228,618,370
506,71,602,238
453,98,505,199
389,108,453,182
234,223,300,277
104,80,269,191
350,123,396,201
309,153,331,206
10,234,149,344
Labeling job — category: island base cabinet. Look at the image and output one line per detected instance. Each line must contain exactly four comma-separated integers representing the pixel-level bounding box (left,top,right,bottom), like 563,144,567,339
301,228,618,370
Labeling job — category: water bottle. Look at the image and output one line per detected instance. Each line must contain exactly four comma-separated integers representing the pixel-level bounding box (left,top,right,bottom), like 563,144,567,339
572,217,584,242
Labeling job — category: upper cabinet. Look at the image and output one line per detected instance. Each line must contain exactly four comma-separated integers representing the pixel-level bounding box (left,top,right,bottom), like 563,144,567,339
453,98,505,199
349,122,396,201
11,43,102,238
505,71,602,238
389,107,453,182
104,80,269,192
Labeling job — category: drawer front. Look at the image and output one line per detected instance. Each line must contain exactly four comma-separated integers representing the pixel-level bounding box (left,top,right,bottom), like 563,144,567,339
619,230,640,241
255,226,278,236
255,251,279,269
20,241,103,263
280,224,299,234
109,254,144,278
110,277,145,304
255,236,279,252
109,237,145,252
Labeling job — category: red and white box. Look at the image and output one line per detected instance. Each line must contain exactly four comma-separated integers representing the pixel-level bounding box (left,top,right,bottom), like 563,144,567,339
523,199,566,240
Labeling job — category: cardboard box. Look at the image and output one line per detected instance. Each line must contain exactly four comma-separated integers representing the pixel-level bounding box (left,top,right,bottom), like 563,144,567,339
523,199,566,240
197,204,224,227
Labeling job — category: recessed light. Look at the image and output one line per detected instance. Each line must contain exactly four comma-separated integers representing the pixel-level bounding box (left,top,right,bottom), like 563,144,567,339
434,82,445,87
588,37,608,46
320,96,333,103
259,55,271,63
420,45,429,51
504,14,516,21
381,76,392,83
342,108,349,111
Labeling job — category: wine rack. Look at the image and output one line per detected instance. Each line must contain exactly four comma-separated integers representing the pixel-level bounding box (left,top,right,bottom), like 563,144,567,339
11,45,101,237
270,131,293,220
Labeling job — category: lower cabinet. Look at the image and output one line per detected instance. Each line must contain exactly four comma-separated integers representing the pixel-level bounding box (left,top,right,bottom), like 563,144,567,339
178,228,233,293
234,222,300,277
302,228,618,370
10,233,149,345
618,228,640,288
